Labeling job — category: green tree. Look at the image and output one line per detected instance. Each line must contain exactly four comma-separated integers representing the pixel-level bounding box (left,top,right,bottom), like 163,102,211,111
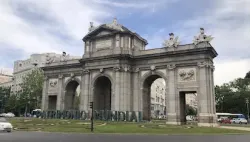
215,77,250,116
186,104,197,116
5,95,18,114
245,71,250,79
0,86,11,113
20,68,44,111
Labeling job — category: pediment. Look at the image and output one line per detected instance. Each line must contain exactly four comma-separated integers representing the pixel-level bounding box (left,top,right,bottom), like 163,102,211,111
83,27,116,41
96,30,112,37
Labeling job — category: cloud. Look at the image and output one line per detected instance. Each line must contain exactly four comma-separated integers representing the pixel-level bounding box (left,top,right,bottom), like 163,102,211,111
93,0,177,9
0,0,114,74
144,0,250,85
0,0,112,56
0,0,249,86
214,59,250,85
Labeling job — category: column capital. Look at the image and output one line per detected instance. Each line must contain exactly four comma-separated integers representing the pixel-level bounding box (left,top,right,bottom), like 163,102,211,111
44,76,49,81
132,67,140,73
167,64,176,70
58,74,63,79
197,61,214,69
82,69,90,74
113,66,121,72
122,66,131,72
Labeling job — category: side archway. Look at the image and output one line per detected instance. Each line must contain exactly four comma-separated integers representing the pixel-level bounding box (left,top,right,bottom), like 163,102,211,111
64,80,80,110
141,71,167,121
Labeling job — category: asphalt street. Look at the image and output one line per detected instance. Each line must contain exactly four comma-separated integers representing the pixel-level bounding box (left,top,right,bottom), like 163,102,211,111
0,131,250,142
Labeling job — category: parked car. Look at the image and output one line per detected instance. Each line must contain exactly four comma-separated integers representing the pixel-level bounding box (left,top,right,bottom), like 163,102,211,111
0,113,6,117
230,118,248,124
0,112,15,118
0,117,13,132
221,118,231,124
217,117,228,123
5,112,15,118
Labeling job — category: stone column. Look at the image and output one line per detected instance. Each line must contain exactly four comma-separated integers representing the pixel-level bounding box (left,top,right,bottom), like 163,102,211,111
113,34,121,54
132,68,140,112
197,61,217,127
41,76,49,110
123,66,131,111
80,69,90,111
113,67,121,111
166,64,179,125
56,74,63,110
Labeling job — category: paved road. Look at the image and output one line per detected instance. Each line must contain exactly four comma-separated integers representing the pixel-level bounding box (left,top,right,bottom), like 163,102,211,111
0,131,250,142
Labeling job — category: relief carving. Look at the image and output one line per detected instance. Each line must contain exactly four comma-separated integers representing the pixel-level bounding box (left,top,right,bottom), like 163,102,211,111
100,68,104,73
49,80,58,87
178,68,196,82
70,73,75,78
150,65,156,71
96,38,112,49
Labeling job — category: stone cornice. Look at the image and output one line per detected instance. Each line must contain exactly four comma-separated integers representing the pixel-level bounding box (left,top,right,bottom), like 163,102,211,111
41,62,82,71
80,46,217,63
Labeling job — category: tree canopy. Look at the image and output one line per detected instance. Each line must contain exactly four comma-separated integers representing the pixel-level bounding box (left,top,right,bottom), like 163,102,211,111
1,68,44,115
215,77,250,116
245,71,250,79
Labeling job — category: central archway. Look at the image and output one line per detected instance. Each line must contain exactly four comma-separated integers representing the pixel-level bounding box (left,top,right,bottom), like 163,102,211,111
142,74,166,121
93,76,112,111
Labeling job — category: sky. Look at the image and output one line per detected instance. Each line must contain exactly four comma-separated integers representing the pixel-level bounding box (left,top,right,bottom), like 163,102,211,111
0,0,249,85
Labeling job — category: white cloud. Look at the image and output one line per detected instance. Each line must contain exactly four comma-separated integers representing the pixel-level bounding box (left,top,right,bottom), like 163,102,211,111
0,0,112,57
93,0,178,9
214,59,250,85
145,0,250,85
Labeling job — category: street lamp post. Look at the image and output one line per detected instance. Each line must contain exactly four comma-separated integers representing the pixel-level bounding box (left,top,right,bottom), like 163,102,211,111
246,98,249,121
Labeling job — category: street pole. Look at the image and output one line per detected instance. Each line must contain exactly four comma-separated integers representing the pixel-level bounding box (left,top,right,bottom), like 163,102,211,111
0,100,2,113
246,98,249,122
89,102,94,132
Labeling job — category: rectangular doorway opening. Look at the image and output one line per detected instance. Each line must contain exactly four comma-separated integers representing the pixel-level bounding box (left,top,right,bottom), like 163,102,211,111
48,96,57,110
179,91,197,125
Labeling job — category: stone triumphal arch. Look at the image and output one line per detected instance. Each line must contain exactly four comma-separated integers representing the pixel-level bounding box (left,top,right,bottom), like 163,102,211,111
41,19,218,126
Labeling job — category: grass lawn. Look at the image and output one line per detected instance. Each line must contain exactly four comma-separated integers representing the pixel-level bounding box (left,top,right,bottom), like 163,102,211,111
8,118,250,135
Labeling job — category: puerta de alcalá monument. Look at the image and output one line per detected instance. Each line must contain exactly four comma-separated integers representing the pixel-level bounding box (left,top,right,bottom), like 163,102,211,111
41,18,218,127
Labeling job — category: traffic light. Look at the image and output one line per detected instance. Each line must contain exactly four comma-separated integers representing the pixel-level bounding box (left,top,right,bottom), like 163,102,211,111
89,102,93,109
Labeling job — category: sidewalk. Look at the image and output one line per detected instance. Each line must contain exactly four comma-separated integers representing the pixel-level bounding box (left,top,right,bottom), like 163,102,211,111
219,126,250,131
